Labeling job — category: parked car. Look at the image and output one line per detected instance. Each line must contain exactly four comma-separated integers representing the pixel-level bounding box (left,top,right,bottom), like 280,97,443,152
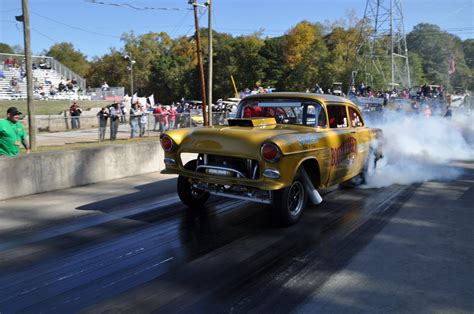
161,93,383,226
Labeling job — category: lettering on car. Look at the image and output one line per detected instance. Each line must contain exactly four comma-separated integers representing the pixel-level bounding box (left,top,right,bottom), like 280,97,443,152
331,137,358,166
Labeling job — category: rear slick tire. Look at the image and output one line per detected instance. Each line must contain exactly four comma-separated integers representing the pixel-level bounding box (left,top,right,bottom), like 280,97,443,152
343,149,378,188
177,160,210,208
361,149,378,184
271,171,307,227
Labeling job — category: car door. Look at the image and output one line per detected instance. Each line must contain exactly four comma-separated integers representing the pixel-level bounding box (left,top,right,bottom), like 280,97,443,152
326,103,355,185
347,105,370,178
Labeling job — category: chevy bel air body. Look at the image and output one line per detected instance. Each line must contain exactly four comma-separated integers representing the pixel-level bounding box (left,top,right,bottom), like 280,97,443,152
161,92,383,225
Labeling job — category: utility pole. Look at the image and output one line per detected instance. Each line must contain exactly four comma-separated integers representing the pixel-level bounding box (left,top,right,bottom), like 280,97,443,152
125,54,136,96
21,0,37,150
207,0,213,126
190,0,208,126
130,57,134,96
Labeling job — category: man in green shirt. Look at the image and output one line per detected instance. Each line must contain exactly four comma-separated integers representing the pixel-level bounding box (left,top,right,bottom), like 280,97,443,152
0,107,29,156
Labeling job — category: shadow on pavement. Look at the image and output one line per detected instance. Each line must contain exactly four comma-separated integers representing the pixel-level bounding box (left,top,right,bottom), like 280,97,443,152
76,177,178,213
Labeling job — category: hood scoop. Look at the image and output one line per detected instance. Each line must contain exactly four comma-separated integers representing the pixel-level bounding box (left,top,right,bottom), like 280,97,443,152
227,117,277,127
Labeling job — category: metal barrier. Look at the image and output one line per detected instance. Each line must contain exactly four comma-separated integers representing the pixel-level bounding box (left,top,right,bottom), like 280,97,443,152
88,87,125,101
28,112,232,144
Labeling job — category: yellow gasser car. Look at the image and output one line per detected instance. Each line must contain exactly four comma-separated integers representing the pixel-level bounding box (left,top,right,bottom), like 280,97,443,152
161,92,383,226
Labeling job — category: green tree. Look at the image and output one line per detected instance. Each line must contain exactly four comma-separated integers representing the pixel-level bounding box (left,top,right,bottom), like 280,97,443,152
122,31,173,95
149,44,196,103
462,39,474,68
80,21,474,101
408,52,425,87
230,34,266,90
0,43,14,54
321,26,360,91
282,21,327,91
260,36,287,91
86,49,128,89
408,23,473,91
45,42,90,77
461,39,474,91
209,31,239,100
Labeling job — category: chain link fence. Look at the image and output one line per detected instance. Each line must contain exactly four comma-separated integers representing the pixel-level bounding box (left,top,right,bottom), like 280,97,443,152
29,112,233,144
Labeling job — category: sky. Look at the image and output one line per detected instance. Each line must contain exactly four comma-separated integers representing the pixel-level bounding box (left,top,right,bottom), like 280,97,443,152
1,0,473,59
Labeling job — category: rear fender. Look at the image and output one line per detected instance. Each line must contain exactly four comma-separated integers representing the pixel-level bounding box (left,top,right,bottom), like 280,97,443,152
295,157,321,189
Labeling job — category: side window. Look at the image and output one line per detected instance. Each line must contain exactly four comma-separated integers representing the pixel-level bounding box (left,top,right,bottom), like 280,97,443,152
317,107,327,127
348,107,364,127
305,103,326,127
327,105,348,128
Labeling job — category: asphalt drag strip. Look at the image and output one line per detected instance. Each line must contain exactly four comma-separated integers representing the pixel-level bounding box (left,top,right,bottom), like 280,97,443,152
0,182,418,313
82,184,413,313
0,196,254,313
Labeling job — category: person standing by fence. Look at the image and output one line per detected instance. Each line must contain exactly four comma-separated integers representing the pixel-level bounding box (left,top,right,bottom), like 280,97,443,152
0,107,29,156
129,102,140,138
97,107,109,141
160,106,169,132
168,104,177,129
153,104,163,132
109,103,121,140
139,105,148,137
69,102,82,129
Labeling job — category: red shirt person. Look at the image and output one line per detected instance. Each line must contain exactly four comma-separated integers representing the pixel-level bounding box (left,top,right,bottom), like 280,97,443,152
243,102,263,117
168,105,177,129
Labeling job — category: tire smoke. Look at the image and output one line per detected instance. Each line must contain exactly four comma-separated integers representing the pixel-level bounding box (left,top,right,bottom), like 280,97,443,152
363,110,474,188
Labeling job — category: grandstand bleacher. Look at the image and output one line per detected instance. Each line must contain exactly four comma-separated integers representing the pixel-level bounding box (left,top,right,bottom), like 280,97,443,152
0,53,89,101
0,67,93,101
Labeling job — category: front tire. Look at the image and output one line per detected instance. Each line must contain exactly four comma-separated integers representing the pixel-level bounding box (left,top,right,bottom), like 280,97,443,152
177,160,210,208
271,171,307,226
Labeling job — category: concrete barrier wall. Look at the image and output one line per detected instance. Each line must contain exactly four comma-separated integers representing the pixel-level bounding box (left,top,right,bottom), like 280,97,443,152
0,142,165,201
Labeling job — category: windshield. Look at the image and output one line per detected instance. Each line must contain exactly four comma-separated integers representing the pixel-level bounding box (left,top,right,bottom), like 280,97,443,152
237,99,327,127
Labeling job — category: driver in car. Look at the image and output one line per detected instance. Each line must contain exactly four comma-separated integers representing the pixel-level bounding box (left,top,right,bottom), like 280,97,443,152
243,102,263,117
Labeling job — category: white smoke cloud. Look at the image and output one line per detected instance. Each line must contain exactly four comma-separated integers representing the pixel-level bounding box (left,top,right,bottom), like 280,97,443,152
363,110,474,188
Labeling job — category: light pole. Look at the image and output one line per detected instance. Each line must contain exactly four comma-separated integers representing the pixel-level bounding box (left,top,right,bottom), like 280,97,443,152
124,54,136,96
207,0,212,126
189,0,208,126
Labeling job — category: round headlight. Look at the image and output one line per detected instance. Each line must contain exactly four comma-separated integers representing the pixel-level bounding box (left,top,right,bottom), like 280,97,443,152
160,135,174,152
261,142,281,162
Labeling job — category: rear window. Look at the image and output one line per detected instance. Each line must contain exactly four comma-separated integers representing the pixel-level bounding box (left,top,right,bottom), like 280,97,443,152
238,99,326,127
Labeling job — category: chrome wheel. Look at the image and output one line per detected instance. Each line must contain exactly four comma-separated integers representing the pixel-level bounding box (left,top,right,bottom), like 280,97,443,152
191,184,208,199
287,181,305,217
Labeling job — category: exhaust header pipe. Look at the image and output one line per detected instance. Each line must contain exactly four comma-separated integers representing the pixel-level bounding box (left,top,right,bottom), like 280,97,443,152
301,168,323,205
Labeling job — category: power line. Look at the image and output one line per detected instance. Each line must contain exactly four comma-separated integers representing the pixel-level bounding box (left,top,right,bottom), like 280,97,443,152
170,10,192,37
31,28,57,44
183,8,207,37
8,20,56,45
0,8,21,13
31,11,121,39
84,0,190,11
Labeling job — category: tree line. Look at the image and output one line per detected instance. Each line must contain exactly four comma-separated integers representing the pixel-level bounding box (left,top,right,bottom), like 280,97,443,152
1,20,473,103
